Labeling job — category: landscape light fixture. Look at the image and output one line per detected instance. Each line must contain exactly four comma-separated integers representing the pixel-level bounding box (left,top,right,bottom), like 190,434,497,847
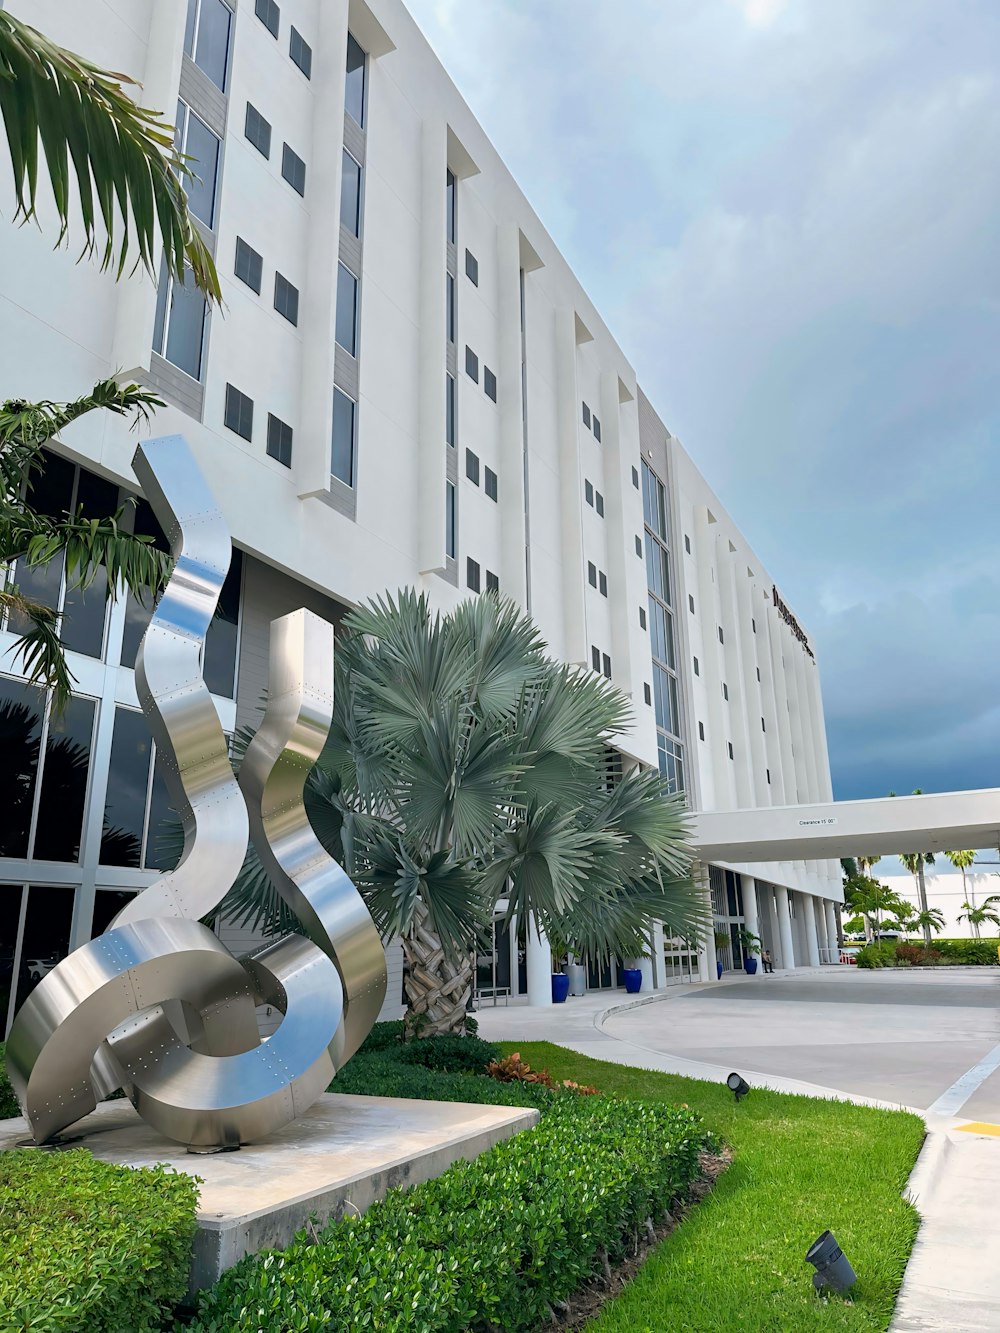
805,1230,857,1294
726,1072,750,1102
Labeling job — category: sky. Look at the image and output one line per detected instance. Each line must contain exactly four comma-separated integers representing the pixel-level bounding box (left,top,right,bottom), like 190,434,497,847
406,0,1000,802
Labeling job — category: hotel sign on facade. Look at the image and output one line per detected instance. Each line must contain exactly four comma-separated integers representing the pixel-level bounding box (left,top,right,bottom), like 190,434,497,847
772,586,815,660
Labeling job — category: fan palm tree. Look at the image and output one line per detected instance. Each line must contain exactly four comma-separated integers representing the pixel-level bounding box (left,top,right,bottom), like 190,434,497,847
1,12,223,707
945,850,977,916
957,897,1000,940
220,591,707,1034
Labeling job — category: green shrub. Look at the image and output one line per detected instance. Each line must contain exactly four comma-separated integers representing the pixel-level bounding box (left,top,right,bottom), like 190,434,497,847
0,1147,198,1332
391,1031,501,1075
0,1043,18,1120
184,1096,710,1333
359,1019,406,1052
329,1049,554,1109
894,941,941,966
855,940,898,968
935,938,1000,965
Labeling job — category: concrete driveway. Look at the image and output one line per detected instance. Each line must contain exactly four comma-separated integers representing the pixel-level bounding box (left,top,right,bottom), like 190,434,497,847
602,967,1000,1115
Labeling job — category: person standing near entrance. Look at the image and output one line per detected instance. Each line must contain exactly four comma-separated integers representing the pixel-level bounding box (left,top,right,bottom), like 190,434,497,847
762,949,774,974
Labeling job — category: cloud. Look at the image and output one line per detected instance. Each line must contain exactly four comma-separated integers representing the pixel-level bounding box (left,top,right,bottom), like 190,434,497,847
405,0,1000,800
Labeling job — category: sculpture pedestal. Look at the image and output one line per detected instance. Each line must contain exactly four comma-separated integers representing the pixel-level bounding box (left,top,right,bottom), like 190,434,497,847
0,1093,539,1293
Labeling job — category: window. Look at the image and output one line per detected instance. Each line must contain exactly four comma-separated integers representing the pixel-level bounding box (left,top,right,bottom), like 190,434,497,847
693,656,699,675
255,0,279,37
290,26,312,77
756,667,761,682
723,682,729,701
331,388,356,486
644,683,652,706
646,541,670,603
234,237,263,293
446,481,456,558
486,570,499,595
447,273,456,343
685,534,691,554
485,466,498,502
582,402,591,428
224,384,253,441
728,741,734,760
245,103,271,158
446,374,456,446
688,594,695,613
602,653,612,680
639,607,647,630
648,600,675,669
635,535,642,557
761,717,766,732
484,366,497,402
335,263,358,354
591,645,601,672
699,721,705,741
595,491,604,517
652,664,680,733
466,557,480,593
152,262,207,380
752,618,757,632
274,271,299,325
767,768,771,784
585,480,594,506
465,449,480,485
599,571,608,597
588,561,597,588
175,101,220,227
465,346,479,382
282,143,306,195
266,413,292,467
642,461,667,541
593,415,602,443
446,169,456,244
345,33,366,126
632,466,639,488
184,0,232,92
465,249,479,285
341,150,362,235
718,626,725,644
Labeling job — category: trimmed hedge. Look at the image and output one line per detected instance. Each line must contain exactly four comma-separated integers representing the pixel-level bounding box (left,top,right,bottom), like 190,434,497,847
857,938,1000,968
0,1147,198,1332
329,1047,554,1109
183,1096,710,1333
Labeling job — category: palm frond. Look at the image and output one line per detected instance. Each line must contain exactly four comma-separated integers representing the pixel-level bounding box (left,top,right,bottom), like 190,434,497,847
0,586,74,708
0,12,221,302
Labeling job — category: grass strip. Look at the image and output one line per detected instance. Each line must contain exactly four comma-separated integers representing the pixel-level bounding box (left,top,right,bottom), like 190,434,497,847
501,1043,924,1333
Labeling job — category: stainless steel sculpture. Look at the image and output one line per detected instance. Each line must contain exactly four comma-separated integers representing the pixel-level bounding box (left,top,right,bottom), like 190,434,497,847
4,436,386,1148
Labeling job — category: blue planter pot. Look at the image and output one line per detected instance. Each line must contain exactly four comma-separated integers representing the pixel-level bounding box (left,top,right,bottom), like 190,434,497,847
716,960,724,980
623,968,642,994
551,973,570,1003
744,957,759,975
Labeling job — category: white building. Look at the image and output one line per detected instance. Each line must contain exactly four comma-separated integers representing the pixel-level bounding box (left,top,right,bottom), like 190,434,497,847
0,0,841,1035
872,871,1000,942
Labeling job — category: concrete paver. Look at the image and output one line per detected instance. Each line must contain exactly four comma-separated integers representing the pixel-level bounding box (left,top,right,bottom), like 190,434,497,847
474,967,1000,1330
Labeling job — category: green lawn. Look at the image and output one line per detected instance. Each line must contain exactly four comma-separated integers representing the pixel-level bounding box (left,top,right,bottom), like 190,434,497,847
500,1042,925,1333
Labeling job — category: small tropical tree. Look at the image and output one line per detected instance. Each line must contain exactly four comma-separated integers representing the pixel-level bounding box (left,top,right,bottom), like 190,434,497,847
0,12,222,705
221,591,708,1033
908,907,945,938
957,896,1000,940
945,850,977,916
843,874,908,944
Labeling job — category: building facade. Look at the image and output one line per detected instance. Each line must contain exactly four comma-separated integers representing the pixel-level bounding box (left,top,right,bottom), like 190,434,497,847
0,0,841,1034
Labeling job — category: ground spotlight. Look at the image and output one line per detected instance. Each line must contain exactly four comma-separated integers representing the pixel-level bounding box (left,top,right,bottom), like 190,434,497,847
726,1071,750,1102
805,1230,857,1293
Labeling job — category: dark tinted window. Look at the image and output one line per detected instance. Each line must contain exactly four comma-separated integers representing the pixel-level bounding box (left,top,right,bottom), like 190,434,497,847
446,169,456,243
465,346,478,382
446,374,456,446
12,884,75,1017
203,548,241,697
466,558,480,593
335,264,358,354
484,366,497,402
60,468,119,657
255,0,279,37
345,33,366,125
266,413,293,468
224,384,254,441
281,143,306,196
485,466,497,502
341,151,362,235
331,389,356,485
465,249,478,284
120,498,168,669
245,103,272,158
0,677,44,856
290,27,312,77
486,570,499,594
34,694,95,862
235,237,263,293
465,449,479,485
274,272,299,325
182,105,220,227
446,482,456,558
446,273,456,343
100,707,151,866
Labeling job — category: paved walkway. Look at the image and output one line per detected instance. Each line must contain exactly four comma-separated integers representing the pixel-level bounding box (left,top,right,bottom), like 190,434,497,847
474,967,1000,1331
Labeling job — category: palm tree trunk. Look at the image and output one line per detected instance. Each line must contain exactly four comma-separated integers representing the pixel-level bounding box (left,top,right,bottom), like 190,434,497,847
916,863,931,946
401,902,473,1035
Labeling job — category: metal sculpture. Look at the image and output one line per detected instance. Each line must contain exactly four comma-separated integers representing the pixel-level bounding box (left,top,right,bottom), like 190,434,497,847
4,436,386,1148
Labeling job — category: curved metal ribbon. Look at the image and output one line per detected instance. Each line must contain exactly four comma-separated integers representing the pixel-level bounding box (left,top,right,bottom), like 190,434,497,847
5,436,386,1148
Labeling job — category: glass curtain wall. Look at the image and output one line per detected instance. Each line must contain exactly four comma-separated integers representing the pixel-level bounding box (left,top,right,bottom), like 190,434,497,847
0,452,243,1036
641,461,686,795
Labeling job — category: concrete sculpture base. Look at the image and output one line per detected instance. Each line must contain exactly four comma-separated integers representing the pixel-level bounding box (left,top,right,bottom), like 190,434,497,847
0,1093,539,1292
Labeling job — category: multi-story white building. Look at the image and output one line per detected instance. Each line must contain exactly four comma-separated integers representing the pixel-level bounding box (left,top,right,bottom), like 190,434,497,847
0,0,841,1035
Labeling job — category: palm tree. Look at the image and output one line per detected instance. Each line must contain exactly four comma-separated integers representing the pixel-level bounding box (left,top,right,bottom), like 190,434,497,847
0,11,219,301
222,591,708,1033
899,851,936,945
909,907,945,938
957,896,1000,940
945,850,977,917
844,875,908,944
1,12,222,706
